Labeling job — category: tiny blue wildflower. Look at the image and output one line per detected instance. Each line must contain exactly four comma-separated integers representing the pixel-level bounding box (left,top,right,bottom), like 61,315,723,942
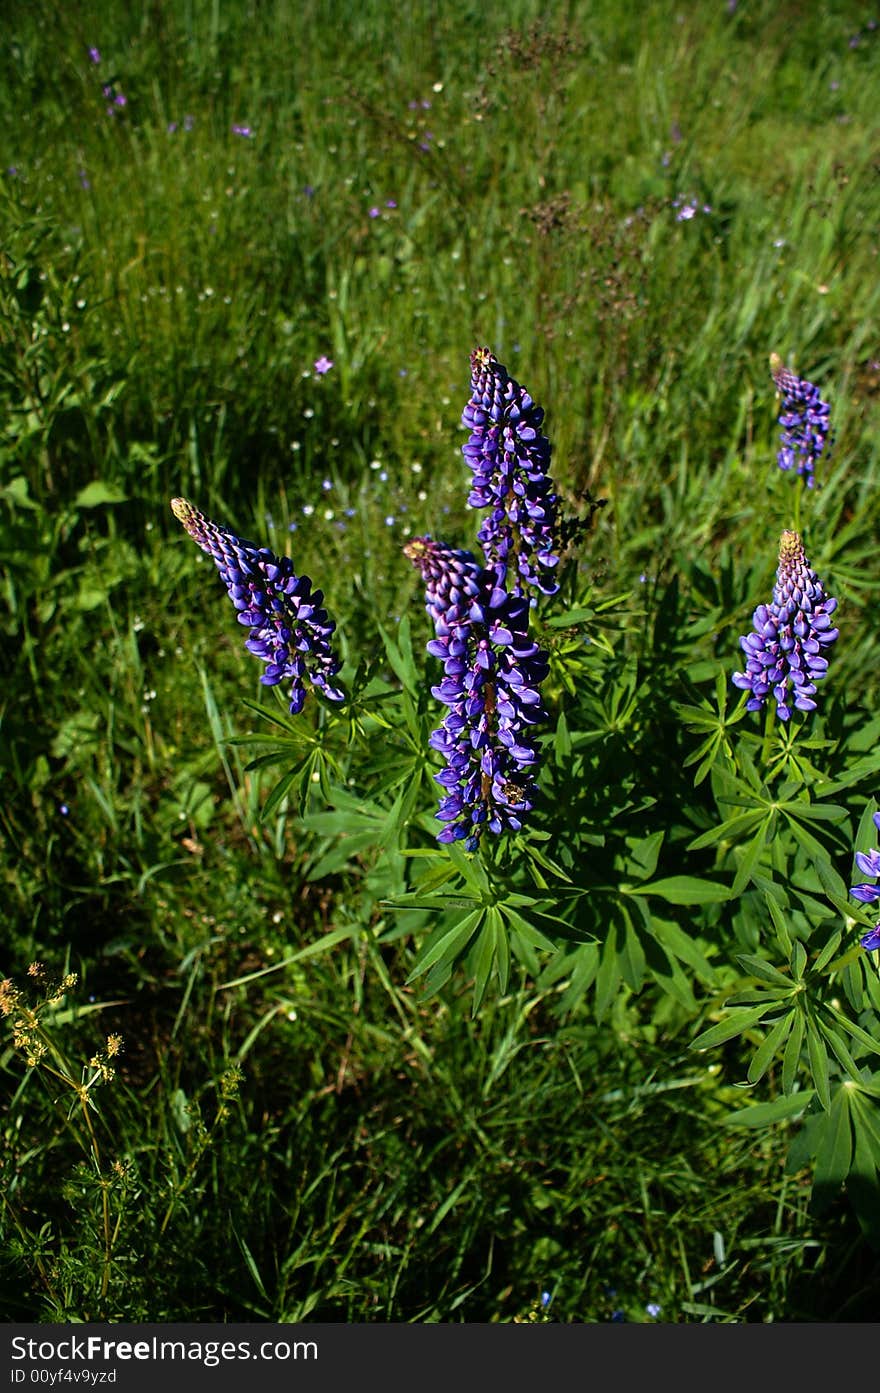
646,1302,662,1318
59,804,69,816
770,354,831,487
462,347,560,597
541,1291,552,1308
731,531,838,720
171,497,344,714
861,925,880,952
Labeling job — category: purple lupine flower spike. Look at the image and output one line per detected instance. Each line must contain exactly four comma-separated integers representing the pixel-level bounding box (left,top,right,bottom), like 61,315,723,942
406,536,549,851
731,531,838,720
171,497,344,714
770,353,831,488
462,347,560,597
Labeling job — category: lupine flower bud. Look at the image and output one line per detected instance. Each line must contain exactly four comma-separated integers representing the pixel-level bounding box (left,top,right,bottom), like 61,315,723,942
406,535,549,851
402,536,483,630
731,531,838,720
171,497,344,714
770,353,831,488
462,347,560,596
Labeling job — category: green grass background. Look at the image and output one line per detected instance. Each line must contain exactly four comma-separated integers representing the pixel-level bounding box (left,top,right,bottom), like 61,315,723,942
2,0,880,1320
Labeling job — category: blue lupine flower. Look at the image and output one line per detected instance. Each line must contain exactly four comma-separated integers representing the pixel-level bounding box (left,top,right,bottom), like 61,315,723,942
405,535,548,851
731,531,838,719
770,354,831,488
847,813,880,951
171,497,344,714
462,347,560,597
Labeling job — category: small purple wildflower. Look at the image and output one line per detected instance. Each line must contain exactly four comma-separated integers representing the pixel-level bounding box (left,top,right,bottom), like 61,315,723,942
462,347,560,597
88,47,101,64
171,497,344,714
861,926,880,952
303,184,315,197
405,536,549,852
368,206,380,218
386,198,397,208
673,195,711,220
167,121,178,134
78,168,90,190
114,93,127,108
59,804,70,816
770,354,831,488
646,1302,662,1318
232,124,253,138
731,531,838,720
314,355,334,375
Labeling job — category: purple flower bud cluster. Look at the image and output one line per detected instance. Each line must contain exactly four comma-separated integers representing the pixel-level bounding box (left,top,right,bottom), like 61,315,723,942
403,535,482,629
405,537,549,851
731,531,838,720
849,811,880,951
462,347,560,597
770,354,831,488
171,497,344,715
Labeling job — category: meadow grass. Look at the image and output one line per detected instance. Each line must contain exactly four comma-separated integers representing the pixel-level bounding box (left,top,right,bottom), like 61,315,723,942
3,0,880,1322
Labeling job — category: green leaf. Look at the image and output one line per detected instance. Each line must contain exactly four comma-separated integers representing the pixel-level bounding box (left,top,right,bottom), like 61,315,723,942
407,911,483,983
377,619,418,693
731,824,772,898
617,916,646,993
649,919,714,980
782,1009,805,1095
594,932,622,1023
850,1092,880,1169
812,930,843,975
813,1089,853,1191
687,811,765,852
470,913,500,1015
816,1016,862,1081
502,906,559,955
765,893,792,955
747,1011,795,1085
807,1021,831,1112
74,480,128,507
825,1005,880,1059
735,954,794,990
726,1091,815,1128
691,1004,770,1052
628,876,730,905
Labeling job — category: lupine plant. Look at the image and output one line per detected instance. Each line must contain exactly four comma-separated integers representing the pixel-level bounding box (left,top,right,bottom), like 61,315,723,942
175,347,880,1245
